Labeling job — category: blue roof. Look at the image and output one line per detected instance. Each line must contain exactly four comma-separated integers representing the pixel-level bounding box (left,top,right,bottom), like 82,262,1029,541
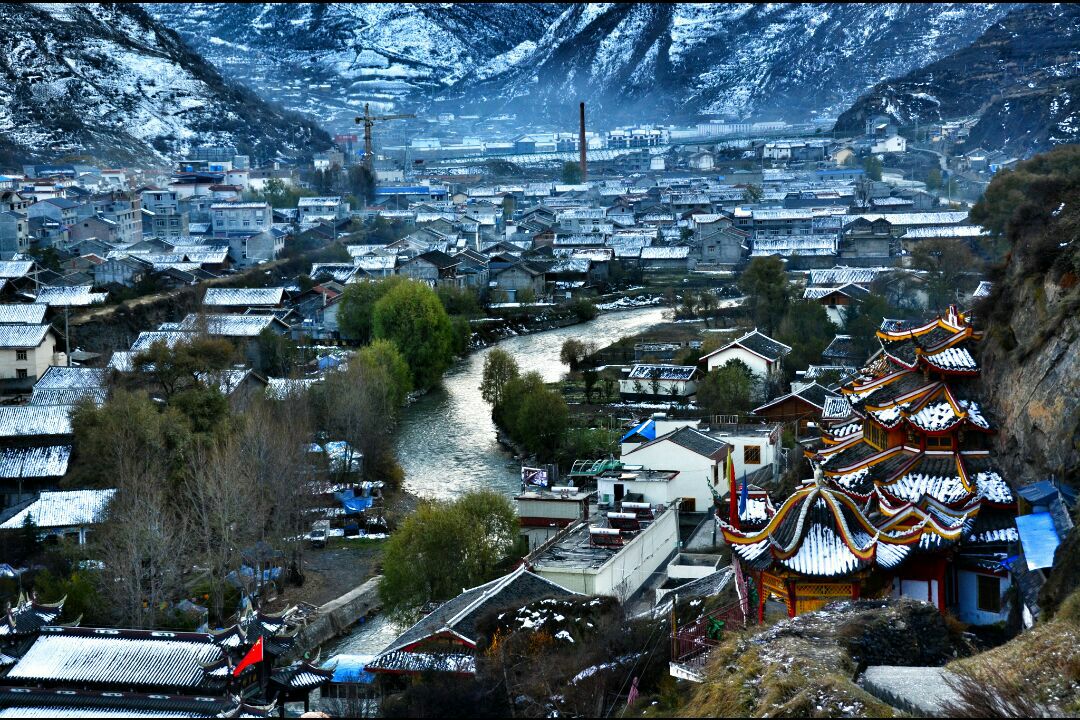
621,419,656,443
1017,481,1059,504
375,186,432,195
817,168,864,176
1015,512,1060,571
324,654,376,685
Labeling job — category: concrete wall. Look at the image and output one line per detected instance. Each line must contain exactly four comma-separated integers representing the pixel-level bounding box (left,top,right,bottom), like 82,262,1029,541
291,575,383,659
954,570,1010,626
621,442,721,510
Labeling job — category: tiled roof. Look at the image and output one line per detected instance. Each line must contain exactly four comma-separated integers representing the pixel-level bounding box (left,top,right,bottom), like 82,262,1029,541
0,261,34,279
35,286,107,307
1,488,114,529
732,330,792,362
0,596,64,637
0,304,47,324
202,287,283,307
7,627,226,689
32,366,106,390
0,406,73,438
628,426,729,461
0,324,50,349
627,364,698,381
178,314,284,337
0,446,71,480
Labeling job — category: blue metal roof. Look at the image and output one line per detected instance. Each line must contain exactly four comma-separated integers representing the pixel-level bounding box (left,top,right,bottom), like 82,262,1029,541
1015,512,1060,571
374,186,431,195
1018,481,1059,504
621,419,656,443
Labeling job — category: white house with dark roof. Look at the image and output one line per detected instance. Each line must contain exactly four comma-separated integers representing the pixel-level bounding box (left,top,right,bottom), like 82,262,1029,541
700,329,791,382
620,426,732,512
619,364,700,400
0,324,63,390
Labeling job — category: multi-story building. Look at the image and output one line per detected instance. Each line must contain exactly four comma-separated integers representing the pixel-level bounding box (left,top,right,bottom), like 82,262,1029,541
210,202,272,235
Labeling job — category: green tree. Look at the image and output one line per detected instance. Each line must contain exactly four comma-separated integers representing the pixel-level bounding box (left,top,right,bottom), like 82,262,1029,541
357,339,413,408
776,301,835,380
133,336,237,399
743,184,764,203
380,491,518,622
480,348,520,407
862,155,884,181
496,371,568,458
738,256,791,335
696,360,757,416
337,276,406,343
582,367,599,404
372,280,455,390
925,167,942,192
909,237,978,310
256,327,298,377
560,338,588,372
347,164,377,205
570,298,597,322
561,161,583,184
843,293,895,361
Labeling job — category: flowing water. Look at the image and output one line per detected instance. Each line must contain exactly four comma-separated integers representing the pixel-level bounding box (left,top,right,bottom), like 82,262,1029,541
327,306,667,656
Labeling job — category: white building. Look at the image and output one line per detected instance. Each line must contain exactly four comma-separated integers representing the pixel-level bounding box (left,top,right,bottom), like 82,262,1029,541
618,426,732,512
619,364,700,400
298,196,350,224
871,135,907,154
210,202,272,235
700,329,791,383
0,324,64,389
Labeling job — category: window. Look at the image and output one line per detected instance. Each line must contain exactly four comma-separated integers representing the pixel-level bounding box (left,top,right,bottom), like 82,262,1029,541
15,350,27,361
926,435,952,450
864,421,888,451
15,369,27,379
976,574,1001,614
744,445,762,465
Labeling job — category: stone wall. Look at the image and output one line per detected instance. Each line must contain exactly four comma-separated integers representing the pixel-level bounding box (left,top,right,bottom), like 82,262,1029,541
289,575,383,659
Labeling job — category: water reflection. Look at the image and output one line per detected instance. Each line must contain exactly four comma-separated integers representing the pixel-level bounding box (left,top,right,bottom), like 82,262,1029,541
395,307,667,501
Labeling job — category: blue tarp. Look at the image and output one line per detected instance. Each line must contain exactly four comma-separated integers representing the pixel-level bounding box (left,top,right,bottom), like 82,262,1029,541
336,487,374,514
621,419,656,443
317,355,342,370
375,186,431,195
324,654,376,685
1015,512,1061,570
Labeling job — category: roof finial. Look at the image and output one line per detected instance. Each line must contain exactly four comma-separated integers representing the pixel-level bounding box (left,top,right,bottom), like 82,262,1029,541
813,464,825,487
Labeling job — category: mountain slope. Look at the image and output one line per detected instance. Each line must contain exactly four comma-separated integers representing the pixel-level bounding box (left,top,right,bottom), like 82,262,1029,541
428,3,1015,125
835,4,1080,155
143,3,564,129
145,3,1012,130
0,3,331,167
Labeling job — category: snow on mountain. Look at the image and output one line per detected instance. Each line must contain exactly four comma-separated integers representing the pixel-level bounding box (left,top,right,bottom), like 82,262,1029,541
438,3,1017,125
0,3,331,166
143,3,563,129
146,3,1014,131
835,4,1080,156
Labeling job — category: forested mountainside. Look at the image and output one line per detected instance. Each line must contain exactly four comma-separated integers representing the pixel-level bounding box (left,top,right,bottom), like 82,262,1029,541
0,3,331,166
836,3,1080,156
145,3,1012,127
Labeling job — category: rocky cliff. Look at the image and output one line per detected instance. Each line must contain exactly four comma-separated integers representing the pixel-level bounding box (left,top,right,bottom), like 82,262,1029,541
976,146,1080,488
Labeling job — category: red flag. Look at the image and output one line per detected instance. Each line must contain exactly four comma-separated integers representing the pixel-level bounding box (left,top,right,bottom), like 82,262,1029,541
233,636,264,676
627,676,640,706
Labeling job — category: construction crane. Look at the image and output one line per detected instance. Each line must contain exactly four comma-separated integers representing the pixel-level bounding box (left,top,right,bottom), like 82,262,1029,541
355,103,415,173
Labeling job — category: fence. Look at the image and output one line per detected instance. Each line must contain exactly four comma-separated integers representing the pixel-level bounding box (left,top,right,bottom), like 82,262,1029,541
671,598,755,668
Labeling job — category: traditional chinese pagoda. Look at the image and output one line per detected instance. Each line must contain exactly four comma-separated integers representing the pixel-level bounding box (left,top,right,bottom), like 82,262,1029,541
722,307,1018,624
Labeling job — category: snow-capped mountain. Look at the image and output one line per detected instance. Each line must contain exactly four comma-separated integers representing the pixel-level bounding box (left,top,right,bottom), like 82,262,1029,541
0,3,331,167
147,3,1014,129
144,3,564,129
835,4,1080,155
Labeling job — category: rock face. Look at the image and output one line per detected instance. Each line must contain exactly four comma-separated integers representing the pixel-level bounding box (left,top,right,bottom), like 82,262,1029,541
0,3,331,166
836,4,1080,156
146,3,1012,128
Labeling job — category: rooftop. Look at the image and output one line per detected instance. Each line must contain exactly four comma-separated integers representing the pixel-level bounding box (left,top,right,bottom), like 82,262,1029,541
1,488,114,529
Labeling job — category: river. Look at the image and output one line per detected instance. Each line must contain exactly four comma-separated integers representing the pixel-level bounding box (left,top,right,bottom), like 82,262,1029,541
327,305,668,656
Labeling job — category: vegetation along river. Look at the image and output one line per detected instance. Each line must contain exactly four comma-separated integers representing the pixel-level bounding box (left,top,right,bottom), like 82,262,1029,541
329,305,667,655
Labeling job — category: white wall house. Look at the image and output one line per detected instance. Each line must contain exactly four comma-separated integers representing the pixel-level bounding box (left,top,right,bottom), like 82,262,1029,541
0,324,64,389
700,329,791,383
618,364,700,400
210,202,272,235
618,427,731,512
871,135,907,154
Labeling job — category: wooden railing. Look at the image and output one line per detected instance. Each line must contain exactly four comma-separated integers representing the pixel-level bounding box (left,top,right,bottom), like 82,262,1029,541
672,599,754,666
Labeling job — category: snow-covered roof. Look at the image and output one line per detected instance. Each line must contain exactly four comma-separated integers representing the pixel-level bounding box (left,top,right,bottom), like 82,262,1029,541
0,303,47,324
0,324,51,349
0,445,71,480
640,246,690,260
0,261,34,279
203,287,284,307
179,313,285,337
0,405,73,438
1,488,113,529
627,364,698,381
34,286,107,307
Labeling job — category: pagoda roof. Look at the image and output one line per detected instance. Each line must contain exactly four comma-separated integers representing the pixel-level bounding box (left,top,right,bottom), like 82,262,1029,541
0,594,66,637
876,308,983,372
